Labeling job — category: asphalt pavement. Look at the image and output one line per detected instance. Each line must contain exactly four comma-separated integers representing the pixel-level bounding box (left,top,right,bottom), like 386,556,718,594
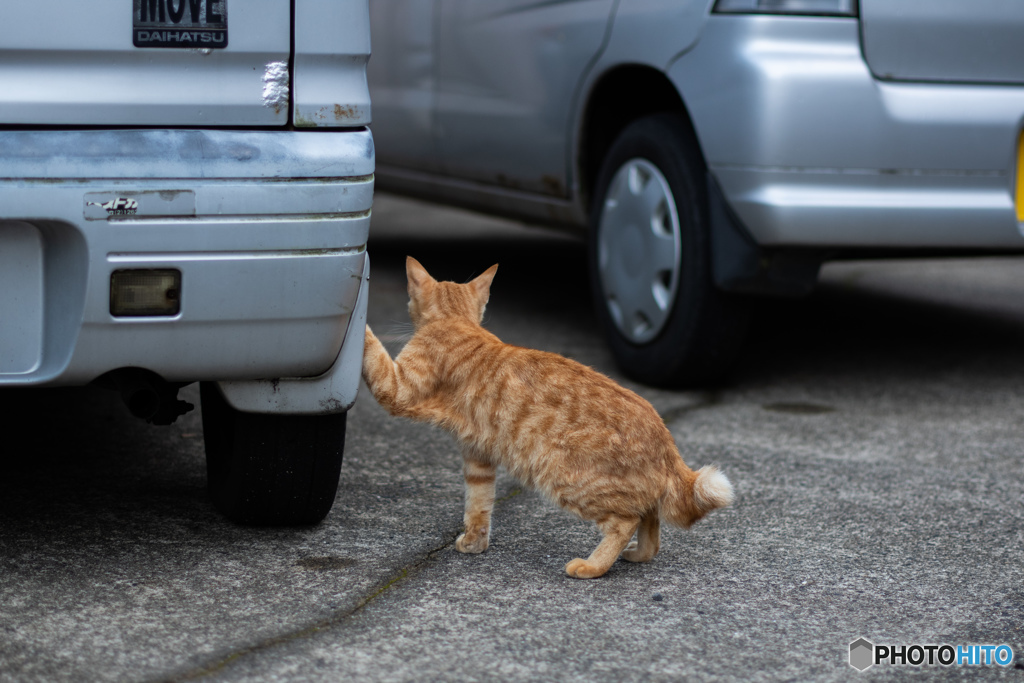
1,193,1022,682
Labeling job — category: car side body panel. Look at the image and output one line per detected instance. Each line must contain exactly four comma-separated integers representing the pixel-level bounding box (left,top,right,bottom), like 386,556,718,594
369,1,1024,251
671,16,1024,247
367,0,442,173
434,0,616,198
593,0,708,71
860,0,1024,85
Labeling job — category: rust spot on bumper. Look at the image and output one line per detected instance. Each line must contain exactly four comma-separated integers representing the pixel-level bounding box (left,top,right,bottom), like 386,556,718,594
334,104,358,120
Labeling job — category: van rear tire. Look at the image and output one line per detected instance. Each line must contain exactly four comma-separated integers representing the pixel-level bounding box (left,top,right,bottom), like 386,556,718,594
200,382,346,526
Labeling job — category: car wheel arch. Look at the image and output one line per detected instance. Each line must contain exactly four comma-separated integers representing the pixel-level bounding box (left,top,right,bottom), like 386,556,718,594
576,64,707,219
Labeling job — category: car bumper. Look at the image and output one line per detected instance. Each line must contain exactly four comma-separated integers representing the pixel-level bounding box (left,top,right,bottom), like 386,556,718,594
671,16,1024,249
0,129,373,413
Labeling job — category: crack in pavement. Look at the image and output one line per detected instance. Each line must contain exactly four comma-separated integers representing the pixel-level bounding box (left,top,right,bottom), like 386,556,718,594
160,486,525,681
159,533,460,682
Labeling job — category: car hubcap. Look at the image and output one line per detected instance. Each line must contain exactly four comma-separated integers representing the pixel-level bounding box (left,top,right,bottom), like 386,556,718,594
597,158,681,344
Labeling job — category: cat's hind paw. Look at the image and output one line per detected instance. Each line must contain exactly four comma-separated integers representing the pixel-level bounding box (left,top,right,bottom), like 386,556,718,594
622,539,651,562
622,547,653,563
455,529,489,554
565,558,607,579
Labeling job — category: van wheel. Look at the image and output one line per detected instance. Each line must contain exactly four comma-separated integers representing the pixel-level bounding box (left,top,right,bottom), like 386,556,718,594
199,382,346,525
588,113,748,387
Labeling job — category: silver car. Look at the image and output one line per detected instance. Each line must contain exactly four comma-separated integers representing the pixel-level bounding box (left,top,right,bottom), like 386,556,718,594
1,0,373,525
369,0,1024,386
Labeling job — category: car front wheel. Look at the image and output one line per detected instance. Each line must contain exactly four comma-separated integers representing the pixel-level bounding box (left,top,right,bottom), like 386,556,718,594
588,113,748,387
199,382,346,525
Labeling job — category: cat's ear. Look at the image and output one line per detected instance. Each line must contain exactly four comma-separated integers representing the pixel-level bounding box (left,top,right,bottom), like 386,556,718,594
406,256,435,295
470,264,499,303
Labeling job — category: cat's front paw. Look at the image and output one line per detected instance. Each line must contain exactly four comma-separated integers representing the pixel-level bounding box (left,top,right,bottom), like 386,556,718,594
564,558,607,579
455,528,489,554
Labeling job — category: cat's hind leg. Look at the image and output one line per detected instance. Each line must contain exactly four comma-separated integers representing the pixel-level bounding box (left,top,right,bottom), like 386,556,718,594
622,510,660,562
565,515,640,579
456,457,496,554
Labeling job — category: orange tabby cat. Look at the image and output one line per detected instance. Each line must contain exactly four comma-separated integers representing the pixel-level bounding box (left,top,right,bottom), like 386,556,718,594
362,257,733,578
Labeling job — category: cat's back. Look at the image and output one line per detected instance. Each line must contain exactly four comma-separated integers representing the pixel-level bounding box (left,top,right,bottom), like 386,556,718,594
503,343,666,435
427,321,673,461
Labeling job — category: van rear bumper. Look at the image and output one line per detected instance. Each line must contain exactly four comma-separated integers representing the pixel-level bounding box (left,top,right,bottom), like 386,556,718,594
0,129,373,415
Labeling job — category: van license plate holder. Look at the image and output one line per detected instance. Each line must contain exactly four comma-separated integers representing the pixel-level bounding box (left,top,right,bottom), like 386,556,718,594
133,0,228,49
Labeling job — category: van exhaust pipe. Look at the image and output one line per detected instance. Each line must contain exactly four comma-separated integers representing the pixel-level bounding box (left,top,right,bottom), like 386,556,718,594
101,370,194,425
119,377,162,421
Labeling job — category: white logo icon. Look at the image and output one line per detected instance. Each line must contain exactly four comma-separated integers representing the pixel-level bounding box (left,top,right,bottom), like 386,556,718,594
87,197,138,216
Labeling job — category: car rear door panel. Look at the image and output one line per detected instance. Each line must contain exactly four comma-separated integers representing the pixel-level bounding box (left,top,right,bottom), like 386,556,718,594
435,0,615,197
368,0,441,170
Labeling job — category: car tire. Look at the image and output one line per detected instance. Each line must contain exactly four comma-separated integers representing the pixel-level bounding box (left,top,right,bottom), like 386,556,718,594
588,113,749,387
199,382,346,526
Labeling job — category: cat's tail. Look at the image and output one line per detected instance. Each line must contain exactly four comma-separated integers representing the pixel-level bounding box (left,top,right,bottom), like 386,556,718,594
661,460,734,528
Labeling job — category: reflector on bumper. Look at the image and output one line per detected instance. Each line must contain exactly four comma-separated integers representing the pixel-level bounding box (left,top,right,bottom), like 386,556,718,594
110,269,181,317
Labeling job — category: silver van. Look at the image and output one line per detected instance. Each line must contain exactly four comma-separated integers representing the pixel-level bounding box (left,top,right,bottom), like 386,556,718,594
0,0,374,525
369,0,1024,386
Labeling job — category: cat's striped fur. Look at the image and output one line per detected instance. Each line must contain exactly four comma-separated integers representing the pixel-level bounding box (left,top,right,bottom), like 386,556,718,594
362,257,733,578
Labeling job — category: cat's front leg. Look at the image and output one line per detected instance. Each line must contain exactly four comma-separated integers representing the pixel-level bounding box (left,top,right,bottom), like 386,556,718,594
362,325,392,393
455,456,496,554
362,325,434,419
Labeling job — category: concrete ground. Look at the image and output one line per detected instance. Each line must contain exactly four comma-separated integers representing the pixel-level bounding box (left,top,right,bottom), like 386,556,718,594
1,193,1022,681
